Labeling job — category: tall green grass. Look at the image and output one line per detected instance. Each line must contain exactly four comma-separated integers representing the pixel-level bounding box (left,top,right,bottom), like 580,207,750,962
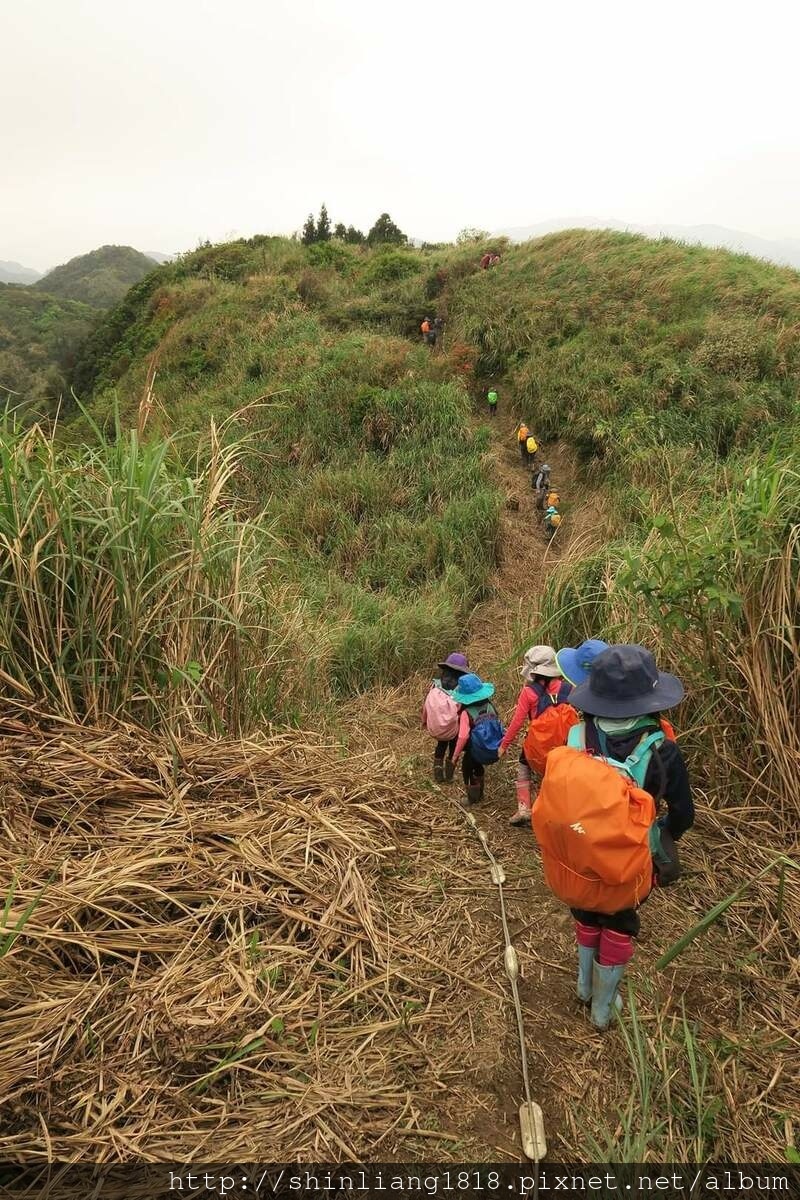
0,420,285,729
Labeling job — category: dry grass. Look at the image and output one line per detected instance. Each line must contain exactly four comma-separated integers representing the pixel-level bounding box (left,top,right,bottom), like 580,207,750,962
0,704,507,1163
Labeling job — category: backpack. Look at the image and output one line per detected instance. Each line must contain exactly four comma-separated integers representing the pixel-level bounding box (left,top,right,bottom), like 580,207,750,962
518,425,529,442
467,702,505,765
546,491,560,507
522,682,579,774
422,684,459,741
526,436,538,454
532,723,667,914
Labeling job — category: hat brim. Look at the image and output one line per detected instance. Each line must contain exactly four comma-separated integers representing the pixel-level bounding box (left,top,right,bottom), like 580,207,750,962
521,661,561,679
568,671,685,717
451,682,495,705
438,660,468,676
555,648,586,686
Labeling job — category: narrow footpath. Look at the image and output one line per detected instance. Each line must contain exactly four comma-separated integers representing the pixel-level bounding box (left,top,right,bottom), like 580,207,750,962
356,397,613,1160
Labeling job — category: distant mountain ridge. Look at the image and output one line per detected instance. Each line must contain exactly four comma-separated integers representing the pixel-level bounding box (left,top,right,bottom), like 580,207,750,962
496,218,800,272
34,245,158,308
0,260,42,285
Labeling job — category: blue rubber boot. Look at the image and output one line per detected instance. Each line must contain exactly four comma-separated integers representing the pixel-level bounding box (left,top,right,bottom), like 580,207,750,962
591,962,625,1030
577,945,595,1005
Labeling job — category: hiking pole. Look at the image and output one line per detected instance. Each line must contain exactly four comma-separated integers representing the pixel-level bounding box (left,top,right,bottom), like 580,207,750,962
463,813,547,1161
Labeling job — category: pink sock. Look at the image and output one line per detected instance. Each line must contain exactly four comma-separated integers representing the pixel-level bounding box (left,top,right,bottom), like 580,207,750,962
598,929,634,966
575,921,600,950
515,781,531,810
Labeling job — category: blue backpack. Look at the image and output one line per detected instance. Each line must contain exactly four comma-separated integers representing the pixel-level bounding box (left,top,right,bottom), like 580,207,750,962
468,703,506,764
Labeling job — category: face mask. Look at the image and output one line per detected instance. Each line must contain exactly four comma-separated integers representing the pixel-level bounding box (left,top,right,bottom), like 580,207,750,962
596,716,648,735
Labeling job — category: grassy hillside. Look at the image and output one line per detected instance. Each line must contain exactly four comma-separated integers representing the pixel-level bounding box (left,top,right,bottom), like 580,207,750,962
35,244,157,308
0,284,96,413
451,229,800,466
6,236,500,722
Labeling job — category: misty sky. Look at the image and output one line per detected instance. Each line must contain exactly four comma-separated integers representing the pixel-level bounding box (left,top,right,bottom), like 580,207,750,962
3,0,800,270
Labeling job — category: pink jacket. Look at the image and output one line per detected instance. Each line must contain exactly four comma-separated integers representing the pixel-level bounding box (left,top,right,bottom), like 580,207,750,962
499,681,563,753
452,710,473,762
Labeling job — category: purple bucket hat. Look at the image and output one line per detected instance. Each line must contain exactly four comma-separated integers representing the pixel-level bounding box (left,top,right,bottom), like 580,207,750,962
438,652,469,676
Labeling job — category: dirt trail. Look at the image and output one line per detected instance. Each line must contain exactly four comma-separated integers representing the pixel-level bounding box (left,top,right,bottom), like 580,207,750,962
353,397,613,1160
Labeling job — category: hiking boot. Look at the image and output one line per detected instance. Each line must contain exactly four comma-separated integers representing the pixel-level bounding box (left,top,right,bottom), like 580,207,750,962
466,782,482,804
433,760,445,784
509,805,531,827
577,945,596,1005
591,963,625,1029
444,758,455,783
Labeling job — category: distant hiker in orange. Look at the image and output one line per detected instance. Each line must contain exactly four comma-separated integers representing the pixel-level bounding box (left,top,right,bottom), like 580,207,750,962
479,252,501,269
532,645,692,1029
420,317,431,342
516,423,530,463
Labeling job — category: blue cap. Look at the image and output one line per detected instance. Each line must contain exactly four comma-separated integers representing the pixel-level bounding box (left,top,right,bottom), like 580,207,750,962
555,639,610,686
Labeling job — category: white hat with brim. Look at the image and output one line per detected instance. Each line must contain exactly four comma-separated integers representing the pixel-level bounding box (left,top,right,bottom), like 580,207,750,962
521,645,561,681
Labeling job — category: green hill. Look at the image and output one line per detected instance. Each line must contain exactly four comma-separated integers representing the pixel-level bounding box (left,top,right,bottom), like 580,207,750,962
60,234,500,713
34,244,157,308
0,284,96,413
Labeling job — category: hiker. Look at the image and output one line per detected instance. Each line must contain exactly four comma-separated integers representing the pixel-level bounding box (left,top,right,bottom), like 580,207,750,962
422,653,469,783
532,644,692,1030
517,423,530,463
420,317,431,341
497,645,578,826
543,505,562,537
451,672,505,804
487,388,498,418
433,315,445,340
479,253,492,270
555,639,610,688
426,327,437,348
533,464,551,506
525,431,538,469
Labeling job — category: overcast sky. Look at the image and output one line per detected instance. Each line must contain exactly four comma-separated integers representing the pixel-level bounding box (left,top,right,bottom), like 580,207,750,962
3,0,800,270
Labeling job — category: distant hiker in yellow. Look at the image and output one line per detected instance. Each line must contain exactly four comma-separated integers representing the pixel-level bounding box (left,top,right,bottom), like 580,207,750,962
487,388,498,418
525,432,538,469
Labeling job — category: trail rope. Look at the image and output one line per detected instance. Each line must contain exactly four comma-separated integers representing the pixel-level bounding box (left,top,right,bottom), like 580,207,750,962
457,804,547,1162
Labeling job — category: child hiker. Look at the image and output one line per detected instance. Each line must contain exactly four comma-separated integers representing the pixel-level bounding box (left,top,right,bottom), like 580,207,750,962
533,463,551,505
451,673,505,804
532,644,693,1030
421,652,469,783
487,388,498,418
543,505,562,537
497,645,581,825
423,652,469,779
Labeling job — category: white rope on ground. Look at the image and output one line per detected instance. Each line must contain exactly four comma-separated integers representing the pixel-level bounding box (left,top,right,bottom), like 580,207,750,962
451,799,547,1162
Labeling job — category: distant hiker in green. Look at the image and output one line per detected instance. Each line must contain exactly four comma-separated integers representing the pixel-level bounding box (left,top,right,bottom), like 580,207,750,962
487,389,498,418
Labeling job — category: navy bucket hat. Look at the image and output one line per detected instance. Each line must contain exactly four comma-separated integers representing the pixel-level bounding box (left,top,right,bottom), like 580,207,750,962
568,644,684,717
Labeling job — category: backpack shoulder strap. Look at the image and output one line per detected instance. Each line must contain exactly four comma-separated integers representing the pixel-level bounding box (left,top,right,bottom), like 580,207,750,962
567,721,586,750
621,730,665,789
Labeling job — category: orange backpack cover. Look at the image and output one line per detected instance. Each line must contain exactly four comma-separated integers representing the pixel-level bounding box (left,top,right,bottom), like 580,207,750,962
523,704,579,774
531,726,673,913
